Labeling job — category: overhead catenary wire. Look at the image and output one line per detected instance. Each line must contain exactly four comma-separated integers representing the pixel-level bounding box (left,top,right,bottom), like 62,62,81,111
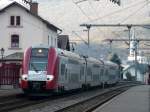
87,0,122,39
2,1,148,43
3,0,147,30
72,0,108,45
87,0,106,38
87,0,102,19
72,0,148,39
36,0,92,41
20,0,148,34
72,0,91,20
87,0,147,23
119,2,149,24
37,2,85,40
72,0,93,46
146,0,150,16
28,1,86,42
72,31,88,45
80,0,149,45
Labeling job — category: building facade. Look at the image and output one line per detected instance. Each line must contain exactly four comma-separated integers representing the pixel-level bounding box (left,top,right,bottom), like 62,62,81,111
0,2,61,57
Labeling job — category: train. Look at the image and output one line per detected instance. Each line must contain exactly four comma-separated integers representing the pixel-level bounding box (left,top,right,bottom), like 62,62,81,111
19,45,120,95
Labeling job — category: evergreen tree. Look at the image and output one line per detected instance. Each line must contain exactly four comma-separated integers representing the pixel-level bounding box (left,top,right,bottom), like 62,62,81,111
110,53,121,65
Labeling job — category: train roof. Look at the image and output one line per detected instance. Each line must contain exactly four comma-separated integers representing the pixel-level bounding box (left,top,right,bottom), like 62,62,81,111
104,61,118,66
30,45,115,66
31,44,50,49
30,45,80,59
56,48,82,60
56,48,103,65
87,57,104,65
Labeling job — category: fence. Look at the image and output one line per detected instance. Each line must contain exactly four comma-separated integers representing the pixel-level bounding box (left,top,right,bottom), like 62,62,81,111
0,63,21,88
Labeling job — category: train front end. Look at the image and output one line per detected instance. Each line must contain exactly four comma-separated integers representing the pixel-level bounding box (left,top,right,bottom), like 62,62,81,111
20,46,58,94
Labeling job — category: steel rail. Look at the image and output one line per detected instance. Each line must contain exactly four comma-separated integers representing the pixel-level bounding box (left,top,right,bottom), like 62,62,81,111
55,84,136,112
0,83,139,112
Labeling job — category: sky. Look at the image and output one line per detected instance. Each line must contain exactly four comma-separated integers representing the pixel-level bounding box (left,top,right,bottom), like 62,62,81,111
38,0,150,43
0,0,150,44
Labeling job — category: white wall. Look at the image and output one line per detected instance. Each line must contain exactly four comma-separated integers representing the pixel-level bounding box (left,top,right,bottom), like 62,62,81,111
0,5,58,57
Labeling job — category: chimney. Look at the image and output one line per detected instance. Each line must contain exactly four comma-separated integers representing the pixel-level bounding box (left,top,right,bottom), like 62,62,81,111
30,2,38,15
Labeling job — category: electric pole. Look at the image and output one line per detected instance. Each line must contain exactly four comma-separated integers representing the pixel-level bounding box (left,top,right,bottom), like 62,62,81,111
86,25,91,47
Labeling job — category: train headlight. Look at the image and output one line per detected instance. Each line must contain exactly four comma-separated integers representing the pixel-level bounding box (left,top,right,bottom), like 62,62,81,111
21,74,28,81
47,75,54,81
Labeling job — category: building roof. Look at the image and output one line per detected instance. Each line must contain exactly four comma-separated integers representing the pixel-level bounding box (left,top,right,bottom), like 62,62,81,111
123,63,148,74
0,2,62,32
4,52,23,60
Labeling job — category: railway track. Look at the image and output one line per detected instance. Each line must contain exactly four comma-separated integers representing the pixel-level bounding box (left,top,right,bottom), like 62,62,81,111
0,83,139,112
0,90,82,112
0,95,45,112
55,85,133,112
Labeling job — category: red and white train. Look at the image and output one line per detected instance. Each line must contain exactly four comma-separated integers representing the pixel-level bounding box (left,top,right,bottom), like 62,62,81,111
20,45,119,94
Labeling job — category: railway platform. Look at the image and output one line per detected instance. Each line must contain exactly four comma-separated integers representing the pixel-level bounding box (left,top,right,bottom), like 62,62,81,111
93,85,150,112
0,88,22,98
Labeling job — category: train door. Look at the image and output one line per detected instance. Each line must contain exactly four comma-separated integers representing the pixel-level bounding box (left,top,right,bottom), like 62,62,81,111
108,67,114,84
59,56,68,85
82,56,87,85
92,64,100,86
100,66,104,85
114,67,119,83
67,58,81,89
86,61,92,84
109,66,117,84
79,62,85,84
103,66,109,84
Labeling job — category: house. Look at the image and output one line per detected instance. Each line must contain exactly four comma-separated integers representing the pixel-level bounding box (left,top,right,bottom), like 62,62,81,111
123,63,148,82
0,1,61,88
0,1,61,59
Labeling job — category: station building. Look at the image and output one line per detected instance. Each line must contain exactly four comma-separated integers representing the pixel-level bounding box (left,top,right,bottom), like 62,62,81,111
0,1,61,88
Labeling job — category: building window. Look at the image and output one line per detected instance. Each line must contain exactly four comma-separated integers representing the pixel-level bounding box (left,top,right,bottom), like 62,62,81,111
10,16,15,26
55,38,57,47
16,16,20,26
51,36,53,46
10,16,21,26
11,34,19,48
48,35,50,45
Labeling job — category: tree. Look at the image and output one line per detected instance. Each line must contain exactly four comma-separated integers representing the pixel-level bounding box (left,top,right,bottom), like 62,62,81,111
110,53,121,65
125,72,132,81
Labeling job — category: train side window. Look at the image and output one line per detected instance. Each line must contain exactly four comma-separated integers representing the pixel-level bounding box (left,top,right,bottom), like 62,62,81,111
100,69,104,76
80,66,84,80
68,59,79,65
61,64,65,76
93,64,100,68
87,68,92,76
105,70,108,76
65,69,67,80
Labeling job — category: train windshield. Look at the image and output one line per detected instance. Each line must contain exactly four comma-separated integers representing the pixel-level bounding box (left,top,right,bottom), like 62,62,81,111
29,48,49,71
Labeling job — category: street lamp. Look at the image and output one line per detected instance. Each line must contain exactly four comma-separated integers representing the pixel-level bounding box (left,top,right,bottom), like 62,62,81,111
1,48,5,62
